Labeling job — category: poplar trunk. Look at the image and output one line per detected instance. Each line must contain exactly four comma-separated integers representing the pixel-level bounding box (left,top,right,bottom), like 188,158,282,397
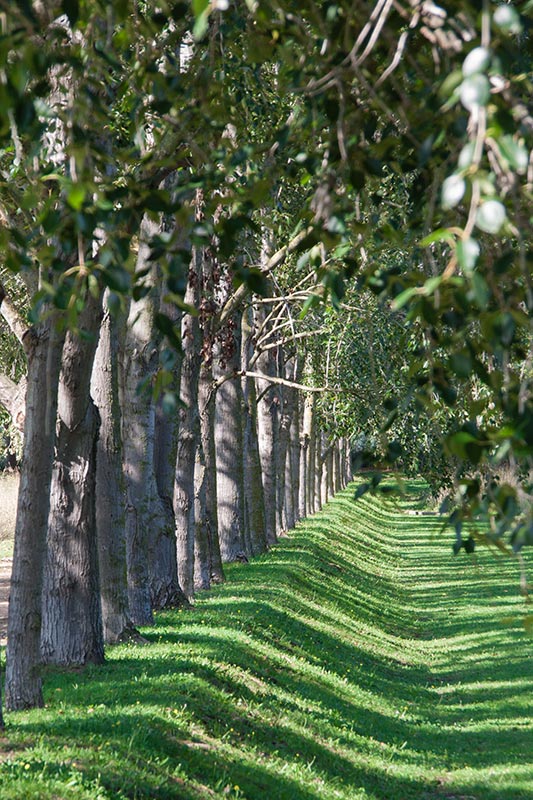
41,293,104,666
5,318,63,709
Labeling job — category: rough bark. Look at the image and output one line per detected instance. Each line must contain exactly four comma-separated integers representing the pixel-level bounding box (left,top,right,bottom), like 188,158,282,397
314,431,323,512
198,358,224,583
299,393,309,520
322,443,334,504
152,395,187,609
91,307,138,644
193,435,210,590
214,310,247,562
122,216,161,626
253,302,279,545
343,437,352,485
277,354,297,534
41,403,103,665
174,251,202,602
303,392,316,515
241,308,268,557
151,297,187,610
41,292,104,666
288,399,300,527
333,438,342,494
5,316,64,709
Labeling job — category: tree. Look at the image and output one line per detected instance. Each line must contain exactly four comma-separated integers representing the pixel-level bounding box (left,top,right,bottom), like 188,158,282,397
2,0,531,717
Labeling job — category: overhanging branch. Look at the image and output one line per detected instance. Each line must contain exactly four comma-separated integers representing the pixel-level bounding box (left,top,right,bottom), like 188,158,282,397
216,226,315,328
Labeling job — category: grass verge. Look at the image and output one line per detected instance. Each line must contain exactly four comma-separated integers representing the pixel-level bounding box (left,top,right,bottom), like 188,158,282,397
1,481,532,799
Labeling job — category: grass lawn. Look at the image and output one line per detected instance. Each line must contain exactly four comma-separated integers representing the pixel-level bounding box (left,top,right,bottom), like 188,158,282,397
1,481,532,799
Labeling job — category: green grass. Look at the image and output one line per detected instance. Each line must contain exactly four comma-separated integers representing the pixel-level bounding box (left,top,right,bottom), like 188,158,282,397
1,481,532,799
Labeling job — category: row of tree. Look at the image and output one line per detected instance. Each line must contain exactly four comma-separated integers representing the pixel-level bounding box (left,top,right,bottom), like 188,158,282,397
1,227,353,718
1,0,532,719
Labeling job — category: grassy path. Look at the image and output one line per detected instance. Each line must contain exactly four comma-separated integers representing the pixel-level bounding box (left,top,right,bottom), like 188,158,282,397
1,482,532,799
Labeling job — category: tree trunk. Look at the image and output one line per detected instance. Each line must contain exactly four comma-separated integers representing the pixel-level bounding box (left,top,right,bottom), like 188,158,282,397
152,395,187,609
288,400,300,526
343,437,352,486
277,354,297,533
122,216,162,626
41,292,104,666
241,308,268,556
253,302,279,544
304,393,316,515
333,439,342,493
5,317,64,709
193,246,226,590
214,309,247,562
91,306,138,644
314,430,323,512
174,251,202,602
299,393,309,520
194,353,225,588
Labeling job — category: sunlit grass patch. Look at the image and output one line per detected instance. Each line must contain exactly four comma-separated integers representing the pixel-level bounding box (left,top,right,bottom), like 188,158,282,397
1,481,532,798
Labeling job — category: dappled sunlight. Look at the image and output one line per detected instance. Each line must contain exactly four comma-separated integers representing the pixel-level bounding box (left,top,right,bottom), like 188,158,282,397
1,483,532,799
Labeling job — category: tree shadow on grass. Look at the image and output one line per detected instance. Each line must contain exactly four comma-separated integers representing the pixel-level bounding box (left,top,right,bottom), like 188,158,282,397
5,487,533,799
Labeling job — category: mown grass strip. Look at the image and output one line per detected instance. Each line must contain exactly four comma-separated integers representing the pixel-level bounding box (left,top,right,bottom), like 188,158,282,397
1,481,532,799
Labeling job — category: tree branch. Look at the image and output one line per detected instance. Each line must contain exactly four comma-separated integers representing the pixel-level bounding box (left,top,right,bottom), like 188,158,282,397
0,372,27,430
0,280,30,349
216,226,315,328
241,370,329,393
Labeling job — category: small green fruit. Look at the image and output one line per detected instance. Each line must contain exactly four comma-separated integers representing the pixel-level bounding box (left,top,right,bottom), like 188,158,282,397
493,4,522,34
462,47,491,77
459,75,490,111
458,142,476,170
442,174,466,209
456,238,480,271
475,200,506,234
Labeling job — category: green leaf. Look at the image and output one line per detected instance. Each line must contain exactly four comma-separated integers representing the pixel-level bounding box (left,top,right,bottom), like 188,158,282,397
155,312,182,350
101,264,131,294
497,135,529,174
66,183,86,211
420,228,455,247
192,0,211,40
439,69,463,99
447,431,478,459
192,0,209,13
450,351,472,378
470,272,490,307
299,294,320,318
392,287,417,310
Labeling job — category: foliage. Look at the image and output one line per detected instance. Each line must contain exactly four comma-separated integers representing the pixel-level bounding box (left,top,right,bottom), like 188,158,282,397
1,484,532,798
